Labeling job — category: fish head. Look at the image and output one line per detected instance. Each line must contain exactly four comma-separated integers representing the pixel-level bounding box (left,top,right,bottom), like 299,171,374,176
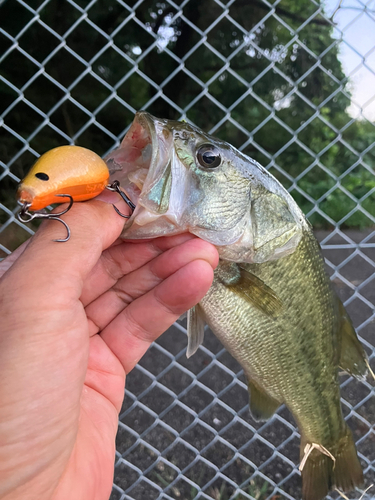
107,111,306,263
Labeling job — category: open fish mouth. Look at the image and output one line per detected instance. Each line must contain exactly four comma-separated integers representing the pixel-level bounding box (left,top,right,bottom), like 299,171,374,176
105,111,186,238
105,112,158,211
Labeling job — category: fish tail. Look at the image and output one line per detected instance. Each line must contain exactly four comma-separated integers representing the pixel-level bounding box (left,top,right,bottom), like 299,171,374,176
300,427,363,500
300,439,334,500
332,426,364,493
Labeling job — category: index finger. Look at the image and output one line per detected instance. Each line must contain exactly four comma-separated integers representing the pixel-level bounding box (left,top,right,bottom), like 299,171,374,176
80,233,197,305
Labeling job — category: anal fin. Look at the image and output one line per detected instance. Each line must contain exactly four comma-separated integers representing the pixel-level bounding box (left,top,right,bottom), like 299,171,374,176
248,380,280,421
338,300,369,380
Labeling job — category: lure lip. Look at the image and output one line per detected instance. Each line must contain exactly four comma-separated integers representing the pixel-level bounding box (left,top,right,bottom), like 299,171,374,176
17,185,34,206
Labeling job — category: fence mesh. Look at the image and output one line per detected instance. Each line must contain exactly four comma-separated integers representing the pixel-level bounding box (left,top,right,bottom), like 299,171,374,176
1,0,375,499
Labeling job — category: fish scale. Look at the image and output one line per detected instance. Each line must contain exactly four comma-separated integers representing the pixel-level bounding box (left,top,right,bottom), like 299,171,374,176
199,231,351,489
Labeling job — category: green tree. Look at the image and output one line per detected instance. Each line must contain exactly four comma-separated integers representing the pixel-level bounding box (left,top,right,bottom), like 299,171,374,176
1,0,374,245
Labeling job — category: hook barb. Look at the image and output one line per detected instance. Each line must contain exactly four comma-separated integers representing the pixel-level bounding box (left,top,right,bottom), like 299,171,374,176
112,203,130,219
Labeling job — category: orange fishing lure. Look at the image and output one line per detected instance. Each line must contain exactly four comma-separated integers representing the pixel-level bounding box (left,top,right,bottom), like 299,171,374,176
17,145,134,241
17,146,110,211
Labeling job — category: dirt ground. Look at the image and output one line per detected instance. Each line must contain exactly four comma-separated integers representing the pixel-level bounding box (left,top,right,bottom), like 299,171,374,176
111,230,375,500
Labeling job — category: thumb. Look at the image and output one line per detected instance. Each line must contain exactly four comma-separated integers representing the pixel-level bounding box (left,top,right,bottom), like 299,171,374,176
1,195,131,302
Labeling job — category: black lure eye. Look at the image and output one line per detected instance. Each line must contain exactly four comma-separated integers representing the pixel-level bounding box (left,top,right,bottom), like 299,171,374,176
35,172,49,181
197,144,222,169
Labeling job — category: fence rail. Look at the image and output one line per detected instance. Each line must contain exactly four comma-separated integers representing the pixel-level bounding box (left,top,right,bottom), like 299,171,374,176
0,0,374,499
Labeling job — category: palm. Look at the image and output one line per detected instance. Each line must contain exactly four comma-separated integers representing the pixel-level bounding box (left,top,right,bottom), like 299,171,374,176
50,234,216,500
52,334,125,500
0,201,218,500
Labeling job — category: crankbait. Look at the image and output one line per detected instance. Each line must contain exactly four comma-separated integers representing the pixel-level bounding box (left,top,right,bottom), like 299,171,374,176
16,145,135,242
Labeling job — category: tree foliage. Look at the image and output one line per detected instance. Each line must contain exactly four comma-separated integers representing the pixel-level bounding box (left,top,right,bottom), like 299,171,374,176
1,0,375,231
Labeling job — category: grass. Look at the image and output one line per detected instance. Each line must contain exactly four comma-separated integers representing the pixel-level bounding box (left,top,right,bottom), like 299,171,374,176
208,479,270,500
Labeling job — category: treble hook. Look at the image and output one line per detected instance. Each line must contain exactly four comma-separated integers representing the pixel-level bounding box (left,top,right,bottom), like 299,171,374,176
17,194,74,243
106,180,136,217
17,182,136,243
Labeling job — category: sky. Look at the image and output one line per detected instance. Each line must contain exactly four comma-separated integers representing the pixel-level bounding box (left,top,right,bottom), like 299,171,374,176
324,0,375,121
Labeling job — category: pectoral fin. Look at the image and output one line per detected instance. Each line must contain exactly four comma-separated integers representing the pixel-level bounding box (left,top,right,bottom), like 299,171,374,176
186,304,205,358
338,300,369,380
248,380,281,421
226,265,283,318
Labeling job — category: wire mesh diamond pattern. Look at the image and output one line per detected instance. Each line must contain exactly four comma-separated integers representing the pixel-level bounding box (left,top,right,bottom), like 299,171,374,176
0,0,375,499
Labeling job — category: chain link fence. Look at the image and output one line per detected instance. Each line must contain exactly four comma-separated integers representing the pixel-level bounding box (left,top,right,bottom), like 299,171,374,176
1,0,375,499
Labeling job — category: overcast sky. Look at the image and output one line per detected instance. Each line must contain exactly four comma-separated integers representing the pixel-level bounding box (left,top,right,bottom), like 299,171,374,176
324,0,375,121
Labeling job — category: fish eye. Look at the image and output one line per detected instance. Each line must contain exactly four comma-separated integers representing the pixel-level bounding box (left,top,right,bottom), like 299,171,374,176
35,172,49,181
197,144,222,169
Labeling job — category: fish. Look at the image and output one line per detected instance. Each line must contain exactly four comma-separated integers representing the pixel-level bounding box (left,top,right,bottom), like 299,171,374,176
104,111,371,500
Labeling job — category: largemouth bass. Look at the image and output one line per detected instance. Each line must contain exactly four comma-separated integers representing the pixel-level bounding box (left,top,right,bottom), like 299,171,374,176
105,111,370,500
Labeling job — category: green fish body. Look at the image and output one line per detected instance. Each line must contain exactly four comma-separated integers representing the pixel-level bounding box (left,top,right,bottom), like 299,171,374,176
201,231,364,500
106,112,370,500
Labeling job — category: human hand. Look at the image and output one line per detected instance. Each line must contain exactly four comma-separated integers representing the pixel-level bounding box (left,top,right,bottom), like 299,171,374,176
0,196,218,500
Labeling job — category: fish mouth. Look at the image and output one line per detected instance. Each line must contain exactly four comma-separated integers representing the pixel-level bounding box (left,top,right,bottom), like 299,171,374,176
105,111,183,238
105,111,157,206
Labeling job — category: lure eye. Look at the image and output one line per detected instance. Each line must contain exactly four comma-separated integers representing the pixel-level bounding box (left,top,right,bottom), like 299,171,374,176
35,172,49,181
197,144,222,169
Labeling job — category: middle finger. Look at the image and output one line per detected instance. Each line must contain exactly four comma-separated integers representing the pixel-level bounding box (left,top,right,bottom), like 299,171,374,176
80,233,197,306
85,237,218,336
